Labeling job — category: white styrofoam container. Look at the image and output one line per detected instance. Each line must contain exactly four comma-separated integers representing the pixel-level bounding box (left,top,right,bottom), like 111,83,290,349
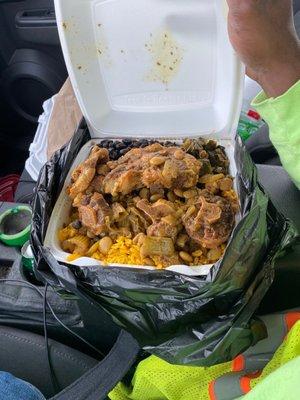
54,0,244,139
45,0,244,275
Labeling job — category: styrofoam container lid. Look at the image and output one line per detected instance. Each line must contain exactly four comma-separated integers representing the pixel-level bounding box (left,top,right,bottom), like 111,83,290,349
54,0,244,139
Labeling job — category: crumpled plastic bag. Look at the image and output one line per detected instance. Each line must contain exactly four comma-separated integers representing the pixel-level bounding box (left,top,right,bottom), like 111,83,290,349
31,121,298,366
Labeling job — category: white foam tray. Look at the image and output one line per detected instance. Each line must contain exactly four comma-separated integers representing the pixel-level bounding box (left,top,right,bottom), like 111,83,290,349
54,0,244,140
45,138,238,277
49,0,244,276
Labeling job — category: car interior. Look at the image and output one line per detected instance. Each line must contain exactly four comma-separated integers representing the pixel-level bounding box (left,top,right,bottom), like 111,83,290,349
0,1,299,399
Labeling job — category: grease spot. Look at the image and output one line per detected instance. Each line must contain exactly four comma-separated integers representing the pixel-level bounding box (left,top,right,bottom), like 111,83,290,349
62,22,67,30
145,29,183,85
96,38,112,67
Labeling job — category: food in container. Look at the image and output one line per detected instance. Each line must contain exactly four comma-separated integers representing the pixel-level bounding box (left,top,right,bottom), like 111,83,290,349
46,0,244,275
58,138,238,269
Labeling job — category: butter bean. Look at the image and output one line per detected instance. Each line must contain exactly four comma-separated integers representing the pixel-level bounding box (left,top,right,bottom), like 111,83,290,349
87,231,96,239
150,193,163,202
179,251,193,263
183,189,198,199
176,234,189,248
192,250,203,257
174,189,184,197
185,205,196,218
207,248,222,262
150,156,166,166
174,150,184,160
167,191,176,202
139,188,150,199
99,237,113,255
199,174,224,184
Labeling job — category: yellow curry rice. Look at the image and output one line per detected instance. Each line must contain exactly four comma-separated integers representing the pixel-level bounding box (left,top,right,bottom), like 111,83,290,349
65,235,144,266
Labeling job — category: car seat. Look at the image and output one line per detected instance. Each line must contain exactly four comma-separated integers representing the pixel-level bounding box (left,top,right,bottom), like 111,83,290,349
0,325,139,400
0,325,97,398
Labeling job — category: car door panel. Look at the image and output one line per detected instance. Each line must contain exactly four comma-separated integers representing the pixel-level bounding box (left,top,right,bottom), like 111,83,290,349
0,0,67,175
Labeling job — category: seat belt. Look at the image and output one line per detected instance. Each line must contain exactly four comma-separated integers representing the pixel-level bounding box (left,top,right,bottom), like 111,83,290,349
50,330,140,400
39,249,141,399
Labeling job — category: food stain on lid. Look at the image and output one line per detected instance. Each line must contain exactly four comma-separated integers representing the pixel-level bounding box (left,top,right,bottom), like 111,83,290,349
63,17,98,72
95,23,112,67
145,29,183,86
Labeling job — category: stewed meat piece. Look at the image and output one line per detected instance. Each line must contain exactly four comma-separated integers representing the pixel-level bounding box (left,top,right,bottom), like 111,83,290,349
102,144,201,196
136,199,176,222
182,192,235,249
147,220,178,241
78,192,111,236
68,146,109,199
136,199,179,240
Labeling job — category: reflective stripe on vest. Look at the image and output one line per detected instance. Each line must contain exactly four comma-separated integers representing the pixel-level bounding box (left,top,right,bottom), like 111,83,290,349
210,372,248,400
208,310,300,400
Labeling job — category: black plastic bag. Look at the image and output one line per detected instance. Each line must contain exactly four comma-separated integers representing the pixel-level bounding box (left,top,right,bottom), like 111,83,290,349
31,121,297,366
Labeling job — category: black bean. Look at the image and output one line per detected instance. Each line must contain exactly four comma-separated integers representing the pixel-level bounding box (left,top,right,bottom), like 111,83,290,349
107,140,114,148
199,159,212,176
140,139,149,148
116,141,126,150
72,220,82,230
123,139,132,146
204,140,217,151
119,148,129,156
101,140,109,147
110,150,118,159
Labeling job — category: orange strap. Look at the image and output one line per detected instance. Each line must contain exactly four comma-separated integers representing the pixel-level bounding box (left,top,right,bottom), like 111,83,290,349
208,311,300,400
240,371,262,394
285,312,300,332
232,355,245,372
208,380,217,400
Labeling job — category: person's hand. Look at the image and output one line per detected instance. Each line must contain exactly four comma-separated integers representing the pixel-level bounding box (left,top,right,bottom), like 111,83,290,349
226,0,300,97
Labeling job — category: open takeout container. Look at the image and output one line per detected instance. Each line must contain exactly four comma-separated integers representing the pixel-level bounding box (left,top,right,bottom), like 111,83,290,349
45,0,244,276
34,0,296,367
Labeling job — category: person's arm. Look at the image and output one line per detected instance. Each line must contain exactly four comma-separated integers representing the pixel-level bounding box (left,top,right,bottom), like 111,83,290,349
252,81,300,189
226,0,300,188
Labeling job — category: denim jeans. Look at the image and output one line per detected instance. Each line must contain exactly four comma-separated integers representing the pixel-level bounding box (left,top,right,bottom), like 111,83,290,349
0,372,45,400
